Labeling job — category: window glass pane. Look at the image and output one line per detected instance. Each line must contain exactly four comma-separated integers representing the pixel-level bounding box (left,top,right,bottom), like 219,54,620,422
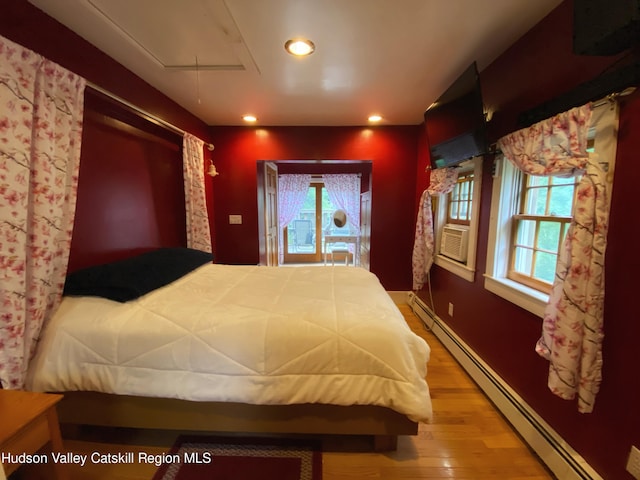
549,184,575,216
551,176,575,186
321,187,333,232
524,187,547,215
513,246,533,275
460,181,470,200
538,221,561,251
460,201,468,220
516,219,536,247
447,175,473,225
287,187,316,254
528,176,549,187
534,251,557,283
322,187,342,235
523,192,534,214
533,187,548,215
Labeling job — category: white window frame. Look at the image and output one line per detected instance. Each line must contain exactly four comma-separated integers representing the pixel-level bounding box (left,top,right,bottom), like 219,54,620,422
484,102,619,317
434,157,483,282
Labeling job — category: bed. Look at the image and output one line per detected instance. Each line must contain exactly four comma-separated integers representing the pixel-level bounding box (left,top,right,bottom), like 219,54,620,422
27,248,432,450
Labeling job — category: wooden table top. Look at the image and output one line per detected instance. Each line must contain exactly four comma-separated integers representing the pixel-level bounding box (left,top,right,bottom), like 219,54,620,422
0,390,63,443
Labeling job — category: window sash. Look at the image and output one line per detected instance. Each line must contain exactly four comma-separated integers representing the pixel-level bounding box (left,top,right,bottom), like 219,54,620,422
485,101,618,318
507,169,579,293
521,175,580,218
447,174,473,225
508,214,572,293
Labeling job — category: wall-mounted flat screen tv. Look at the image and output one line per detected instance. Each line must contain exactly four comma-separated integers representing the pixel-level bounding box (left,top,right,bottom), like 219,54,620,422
424,62,488,169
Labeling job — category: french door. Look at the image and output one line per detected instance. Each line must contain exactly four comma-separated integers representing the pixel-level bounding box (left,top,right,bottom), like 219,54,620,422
263,162,279,266
283,184,334,264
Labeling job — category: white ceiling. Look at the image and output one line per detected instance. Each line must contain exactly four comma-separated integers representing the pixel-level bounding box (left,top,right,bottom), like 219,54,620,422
28,0,562,126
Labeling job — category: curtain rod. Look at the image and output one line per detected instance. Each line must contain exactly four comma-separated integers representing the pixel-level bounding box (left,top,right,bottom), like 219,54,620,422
592,86,636,108
86,82,214,151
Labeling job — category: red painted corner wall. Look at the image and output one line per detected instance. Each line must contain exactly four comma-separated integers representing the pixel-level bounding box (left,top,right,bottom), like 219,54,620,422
208,126,421,290
1,0,211,143
418,1,640,478
1,0,217,261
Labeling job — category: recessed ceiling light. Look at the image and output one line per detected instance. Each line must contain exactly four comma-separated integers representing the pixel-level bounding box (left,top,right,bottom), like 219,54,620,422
285,39,315,56
242,114,257,123
368,114,383,123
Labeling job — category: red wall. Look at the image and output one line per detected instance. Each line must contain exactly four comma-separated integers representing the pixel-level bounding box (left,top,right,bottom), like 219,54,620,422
1,1,421,289
208,126,420,290
1,1,210,142
1,0,216,258
419,1,640,478
5,1,638,476
68,92,188,272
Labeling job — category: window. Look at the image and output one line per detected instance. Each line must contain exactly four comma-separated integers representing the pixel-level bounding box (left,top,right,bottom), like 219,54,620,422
509,174,580,293
447,173,473,225
434,157,482,282
282,174,361,264
485,103,618,317
283,183,342,263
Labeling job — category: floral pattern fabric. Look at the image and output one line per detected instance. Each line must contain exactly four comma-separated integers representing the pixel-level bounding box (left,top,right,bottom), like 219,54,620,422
0,35,85,389
277,174,311,264
323,174,361,232
498,104,608,413
183,134,212,253
412,167,459,290
324,174,362,256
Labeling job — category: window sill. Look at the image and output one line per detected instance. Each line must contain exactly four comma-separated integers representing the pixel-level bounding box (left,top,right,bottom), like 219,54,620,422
483,275,548,318
435,254,475,282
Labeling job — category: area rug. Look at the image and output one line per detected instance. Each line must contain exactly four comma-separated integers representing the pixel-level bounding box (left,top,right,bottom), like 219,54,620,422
151,435,322,480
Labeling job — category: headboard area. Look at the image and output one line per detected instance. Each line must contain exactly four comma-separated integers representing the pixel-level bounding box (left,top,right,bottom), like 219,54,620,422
68,90,187,273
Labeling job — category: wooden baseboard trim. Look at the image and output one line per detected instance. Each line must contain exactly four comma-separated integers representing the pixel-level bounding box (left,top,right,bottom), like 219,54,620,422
406,292,602,480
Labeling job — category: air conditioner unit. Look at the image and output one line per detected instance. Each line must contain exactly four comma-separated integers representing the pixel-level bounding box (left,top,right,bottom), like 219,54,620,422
441,225,469,262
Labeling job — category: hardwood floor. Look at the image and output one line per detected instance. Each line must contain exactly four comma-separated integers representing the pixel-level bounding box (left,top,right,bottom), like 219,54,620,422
322,304,554,479
14,304,554,480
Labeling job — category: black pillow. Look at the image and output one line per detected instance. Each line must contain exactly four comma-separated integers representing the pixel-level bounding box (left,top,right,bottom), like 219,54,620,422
63,247,213,302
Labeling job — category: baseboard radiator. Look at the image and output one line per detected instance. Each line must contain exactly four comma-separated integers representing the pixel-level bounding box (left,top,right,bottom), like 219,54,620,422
407,291,602,480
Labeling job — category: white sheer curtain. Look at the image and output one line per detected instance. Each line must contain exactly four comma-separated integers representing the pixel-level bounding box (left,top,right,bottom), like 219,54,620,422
498,103,609,413
183,133,212,253
324,174,361,232
278,174,311,263
0,35,86,389
412,168,459,290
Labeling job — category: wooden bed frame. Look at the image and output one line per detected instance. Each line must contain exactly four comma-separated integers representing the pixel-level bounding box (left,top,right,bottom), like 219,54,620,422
55,391,418,451
56,97,422,453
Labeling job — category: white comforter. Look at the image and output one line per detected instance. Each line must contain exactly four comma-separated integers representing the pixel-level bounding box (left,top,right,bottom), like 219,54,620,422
28,264,432,422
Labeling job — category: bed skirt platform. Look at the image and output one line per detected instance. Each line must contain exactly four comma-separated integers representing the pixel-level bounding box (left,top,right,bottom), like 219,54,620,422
55,392,418,451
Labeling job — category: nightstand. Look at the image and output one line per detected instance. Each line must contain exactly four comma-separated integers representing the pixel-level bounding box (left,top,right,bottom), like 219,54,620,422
0,390,67,479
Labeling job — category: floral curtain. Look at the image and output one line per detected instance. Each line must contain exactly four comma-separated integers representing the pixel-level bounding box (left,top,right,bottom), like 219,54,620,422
497,104,608,413
412,168,459,290
277,174,311,263
183,133,212,253
324,174,361,232
0,35,86,389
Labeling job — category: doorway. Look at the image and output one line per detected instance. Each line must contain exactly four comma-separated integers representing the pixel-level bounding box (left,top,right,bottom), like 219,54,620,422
257,161,372,268
283,182,345,264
